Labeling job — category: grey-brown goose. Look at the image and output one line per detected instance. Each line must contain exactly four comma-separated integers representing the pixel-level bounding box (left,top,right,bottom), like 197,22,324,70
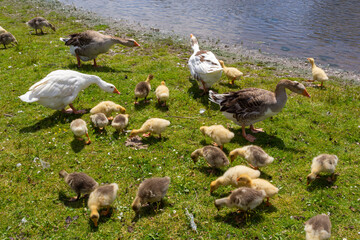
60,30,140,67
132,177,170,213
229,145,274,169
209,79,310,142
26,17,56,35
59,170,98,201
214,187,266,211
0,32,17,48
134,74,153,104
191,145,230,168
304,214,331,240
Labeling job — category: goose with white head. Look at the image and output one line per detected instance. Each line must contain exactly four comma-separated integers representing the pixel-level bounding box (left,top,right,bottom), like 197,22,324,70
19,70,120,114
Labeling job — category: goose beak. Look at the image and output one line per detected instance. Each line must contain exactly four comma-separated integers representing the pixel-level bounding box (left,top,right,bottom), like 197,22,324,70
134,41,140,47
190,34,193,38
113,88,120,94
302,89,311,98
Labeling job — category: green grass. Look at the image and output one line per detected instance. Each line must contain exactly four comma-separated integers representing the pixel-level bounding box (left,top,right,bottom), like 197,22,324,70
1,0,360,239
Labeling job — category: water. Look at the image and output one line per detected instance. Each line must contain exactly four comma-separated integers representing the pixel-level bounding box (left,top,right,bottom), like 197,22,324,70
58,0,360,73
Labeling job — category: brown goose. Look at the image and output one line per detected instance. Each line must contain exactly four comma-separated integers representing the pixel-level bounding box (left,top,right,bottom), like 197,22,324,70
132,177,170,213
0,32,17,48
191,145,230,168
209,79,310,142
304,214,331,240
59,170,98,201
214,187,266,212
60,30,140,67
26,17,56,35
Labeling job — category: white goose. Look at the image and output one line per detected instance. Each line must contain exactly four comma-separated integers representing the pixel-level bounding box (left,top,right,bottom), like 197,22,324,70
19,70,120,114
188,34,222,94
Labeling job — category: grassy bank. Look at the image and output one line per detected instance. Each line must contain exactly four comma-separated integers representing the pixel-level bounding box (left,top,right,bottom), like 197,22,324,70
1,0,360,239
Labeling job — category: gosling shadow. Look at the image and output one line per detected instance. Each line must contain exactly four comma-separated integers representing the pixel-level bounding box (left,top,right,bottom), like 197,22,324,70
58,191,87,209
187,78,219,109
141,135,169,145
259,171,273,181
20,111,85,133
219,81,241,89
214,209,265,228
197,166,224,176
134,100,151,110
306,174,338,192
155,103,169,112
70,138,86,153
131,200,169,223
89,208,114,231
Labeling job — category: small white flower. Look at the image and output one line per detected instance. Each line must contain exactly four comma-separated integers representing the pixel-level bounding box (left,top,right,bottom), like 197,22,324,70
108,152,111,155
8,66,12,68
16,163,21,167
128,156,132,159
17,110,23,113
37,171,41,174
21,217,27,224
18,52,22,54
199,109,206,114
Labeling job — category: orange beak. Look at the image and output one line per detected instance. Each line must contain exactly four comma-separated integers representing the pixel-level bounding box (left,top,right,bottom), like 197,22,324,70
113,88,120,95
134,41,140,47
236,177,240,182
302,89,310,98
190,34,193,38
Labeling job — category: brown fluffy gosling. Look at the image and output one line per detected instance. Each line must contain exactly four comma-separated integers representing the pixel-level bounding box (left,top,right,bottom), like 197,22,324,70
200,125,234,150
26,17,56,35
307,154,338,185
88,183,118,227
214,187,266,212
304,214,331,240
155,81,169,106
90,101,126,120
111,114,129,133
237,174,278,206
90,113,109,131
59,170,98,201
229,145,274,169
219,60,243,85
210,165,260,193
132,177,170,213
70,119,91,144
134,74,153,104
130,118,170,138
0,32,17,48
191,145,229,168
307,58,328,87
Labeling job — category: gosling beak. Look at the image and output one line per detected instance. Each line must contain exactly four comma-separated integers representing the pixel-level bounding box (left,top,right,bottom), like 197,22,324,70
236,177,240,182
91,218,98,227
302,89,311,98
113,88,120,94
121,107,126,113
134,41,140,47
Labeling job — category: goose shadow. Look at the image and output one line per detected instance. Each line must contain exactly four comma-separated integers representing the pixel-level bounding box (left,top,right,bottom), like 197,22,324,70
131,199,170,223
66,63,128,73
58,190,87,209
219,81,242,89
214,209,265,228
20,111,86,133
187,78,219,109
306,174,338,192
70,138,86,153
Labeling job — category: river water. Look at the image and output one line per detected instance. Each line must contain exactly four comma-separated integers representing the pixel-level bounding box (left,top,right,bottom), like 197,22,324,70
58,0,360,73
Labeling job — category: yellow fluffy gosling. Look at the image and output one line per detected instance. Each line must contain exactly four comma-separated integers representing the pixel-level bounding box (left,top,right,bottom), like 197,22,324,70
210,165,260,193
219,60,243,85
304,214,331,240
0,26,6,34
191,145,229,168
88,183,118,227
155,81,169,106
307,58,328,87
70,119,91,144
307,154,338,185
200,125,234,150
214,187,266,212
229,145,274,169
59,170,98,201
237,174,278,206
90,101,126,120
130,118,170,138
132,177,170,213
134,74,153,104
